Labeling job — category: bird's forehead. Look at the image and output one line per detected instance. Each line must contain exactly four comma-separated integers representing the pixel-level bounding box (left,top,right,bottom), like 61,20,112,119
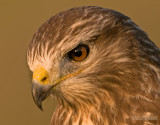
31,7,114,46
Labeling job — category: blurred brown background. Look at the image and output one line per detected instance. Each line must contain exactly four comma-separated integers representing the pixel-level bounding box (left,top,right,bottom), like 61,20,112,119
0,0,159,125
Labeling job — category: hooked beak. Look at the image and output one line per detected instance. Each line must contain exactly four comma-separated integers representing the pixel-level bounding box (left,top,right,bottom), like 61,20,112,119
31,65,83,111
32,81,53,110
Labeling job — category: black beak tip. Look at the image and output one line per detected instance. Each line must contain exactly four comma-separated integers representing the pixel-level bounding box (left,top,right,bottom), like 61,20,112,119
32,93,43,111
32,81,53,111
35,100,43,111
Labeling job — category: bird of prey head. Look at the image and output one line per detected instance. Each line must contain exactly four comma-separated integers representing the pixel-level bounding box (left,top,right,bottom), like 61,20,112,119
27,6,160,125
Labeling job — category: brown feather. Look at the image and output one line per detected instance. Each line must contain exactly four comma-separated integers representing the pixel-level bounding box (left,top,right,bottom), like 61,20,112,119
27,6,160,125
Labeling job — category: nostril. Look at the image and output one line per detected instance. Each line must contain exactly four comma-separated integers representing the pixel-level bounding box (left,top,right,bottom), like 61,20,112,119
41,77,47,82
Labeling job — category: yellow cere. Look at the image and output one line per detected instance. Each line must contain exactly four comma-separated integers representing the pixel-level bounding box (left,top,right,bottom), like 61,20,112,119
33,66,51,85
33,65,83,86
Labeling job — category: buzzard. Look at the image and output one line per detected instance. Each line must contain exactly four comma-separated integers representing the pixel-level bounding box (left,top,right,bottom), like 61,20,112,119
27,6,160,125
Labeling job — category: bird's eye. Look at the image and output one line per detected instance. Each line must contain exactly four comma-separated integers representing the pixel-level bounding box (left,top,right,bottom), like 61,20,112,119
69,45,89,61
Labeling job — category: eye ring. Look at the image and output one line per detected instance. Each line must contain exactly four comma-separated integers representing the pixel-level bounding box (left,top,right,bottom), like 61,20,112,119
69,45,89,61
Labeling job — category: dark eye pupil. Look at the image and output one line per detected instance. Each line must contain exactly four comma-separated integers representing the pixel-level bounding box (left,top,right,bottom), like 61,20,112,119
74,49,82,57
69,44,89,61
